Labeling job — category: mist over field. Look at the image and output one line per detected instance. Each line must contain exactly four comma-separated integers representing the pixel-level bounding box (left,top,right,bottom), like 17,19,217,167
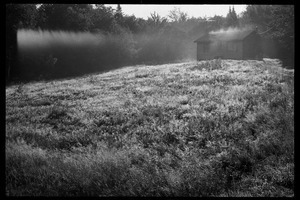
17,28,195,81
18,29,103,48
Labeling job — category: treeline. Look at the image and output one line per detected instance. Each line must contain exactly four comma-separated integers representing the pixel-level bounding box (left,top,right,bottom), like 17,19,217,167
6,4,294,82
240,5,294,68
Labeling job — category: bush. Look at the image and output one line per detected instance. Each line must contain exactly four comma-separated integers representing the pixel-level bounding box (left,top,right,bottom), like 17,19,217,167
191,59,223,71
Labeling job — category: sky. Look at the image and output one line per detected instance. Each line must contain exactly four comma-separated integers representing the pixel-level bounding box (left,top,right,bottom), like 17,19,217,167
105,4,248,20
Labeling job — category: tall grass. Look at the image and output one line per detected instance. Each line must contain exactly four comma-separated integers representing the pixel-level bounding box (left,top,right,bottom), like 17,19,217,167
6,59,294,196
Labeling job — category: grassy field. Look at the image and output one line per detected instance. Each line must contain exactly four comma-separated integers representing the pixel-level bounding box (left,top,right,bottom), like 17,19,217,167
6,59,294,196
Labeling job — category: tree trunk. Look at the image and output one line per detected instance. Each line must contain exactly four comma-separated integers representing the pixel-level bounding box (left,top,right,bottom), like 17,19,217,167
6,28,17,83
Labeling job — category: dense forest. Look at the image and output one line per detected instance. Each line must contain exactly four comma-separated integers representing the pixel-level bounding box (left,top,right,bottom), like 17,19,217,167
6,4,294,83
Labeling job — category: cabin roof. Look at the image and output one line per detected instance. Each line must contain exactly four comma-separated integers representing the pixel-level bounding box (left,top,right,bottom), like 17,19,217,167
194,29,256,43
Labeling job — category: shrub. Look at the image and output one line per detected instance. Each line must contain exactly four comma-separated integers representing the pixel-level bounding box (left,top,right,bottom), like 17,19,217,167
192,59,222,71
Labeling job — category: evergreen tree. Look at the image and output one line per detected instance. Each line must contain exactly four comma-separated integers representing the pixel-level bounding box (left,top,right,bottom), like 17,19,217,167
115,4,123,24
231,6,239,27
225,6,239,28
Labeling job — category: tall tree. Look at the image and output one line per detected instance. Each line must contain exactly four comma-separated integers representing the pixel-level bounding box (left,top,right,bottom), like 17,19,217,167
242,5,274,31
147,12,167,32
209,15,226,31
6,4,38,82
65,4,93,31
243,5,294,67
225,6,239,28
36,4,92,31
114,4,124,25
231,7,239,27
168,7,188,23
89,4,115,33
122,15,142,33
268,5,294,66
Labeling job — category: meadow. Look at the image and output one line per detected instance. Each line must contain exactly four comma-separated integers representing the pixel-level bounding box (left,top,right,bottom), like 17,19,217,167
6,58,294,196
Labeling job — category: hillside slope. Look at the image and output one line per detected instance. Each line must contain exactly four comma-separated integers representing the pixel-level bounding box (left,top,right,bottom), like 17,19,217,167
6,59,294,196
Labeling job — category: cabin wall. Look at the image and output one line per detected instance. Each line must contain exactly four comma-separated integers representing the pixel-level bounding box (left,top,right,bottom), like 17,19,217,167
242,33,262,59
222,41,243,59
197,41,243,60
197,42,212,60
261,38,279,58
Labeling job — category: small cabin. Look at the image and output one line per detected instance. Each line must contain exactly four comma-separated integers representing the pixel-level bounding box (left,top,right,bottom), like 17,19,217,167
194,29,262,60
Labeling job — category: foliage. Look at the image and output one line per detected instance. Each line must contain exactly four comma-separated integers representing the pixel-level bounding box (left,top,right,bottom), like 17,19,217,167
36,4,92,31
241,5,294,67
147,12,168,33
267,5,294,67
242,5,274,28
89,5,115,33
168,7,188,23
6,4,37,31
225,6,239,28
